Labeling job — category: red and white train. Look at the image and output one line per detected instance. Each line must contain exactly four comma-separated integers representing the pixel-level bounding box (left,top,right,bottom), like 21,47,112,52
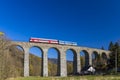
29,37,77,46
30,37,58,44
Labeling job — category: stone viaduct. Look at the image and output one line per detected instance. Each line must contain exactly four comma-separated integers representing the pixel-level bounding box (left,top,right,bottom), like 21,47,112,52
9,41,110,77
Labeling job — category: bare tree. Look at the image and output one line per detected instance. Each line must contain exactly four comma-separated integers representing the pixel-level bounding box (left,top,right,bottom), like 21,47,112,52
0,35,14,80
0,35,9,79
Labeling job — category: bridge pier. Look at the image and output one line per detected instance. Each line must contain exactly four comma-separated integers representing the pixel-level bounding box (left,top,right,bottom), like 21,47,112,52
60,49,67,77
42,48,48,77
89,53,92,66
24,48,29,77
73,53,77,74
76,52,81,73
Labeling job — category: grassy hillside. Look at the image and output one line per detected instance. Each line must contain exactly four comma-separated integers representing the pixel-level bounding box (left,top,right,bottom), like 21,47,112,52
0,44,74,80
9,46,59,77
0,36,83,79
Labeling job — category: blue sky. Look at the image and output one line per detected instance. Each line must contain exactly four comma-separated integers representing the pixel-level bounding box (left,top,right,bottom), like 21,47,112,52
0,0,120,57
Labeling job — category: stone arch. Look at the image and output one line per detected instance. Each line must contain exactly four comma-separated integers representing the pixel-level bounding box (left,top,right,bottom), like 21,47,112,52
66,48,77,75
8,44,24,76
92,51,99,59
92,51,99,67
9,44,24,52
47,47,60,76
100,52,108,69
29,46,43,76
101,52,107,60
29,46,44,54
80,50,89,69
47,47,60,54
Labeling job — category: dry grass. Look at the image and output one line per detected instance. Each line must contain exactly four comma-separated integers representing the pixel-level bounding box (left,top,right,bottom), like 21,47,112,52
6,75,120,80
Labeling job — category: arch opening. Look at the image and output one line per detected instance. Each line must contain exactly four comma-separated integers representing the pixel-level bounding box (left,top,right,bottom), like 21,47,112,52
80,50,89,71
102,53,107,60
101,52,108,66
47,47,60,76
29,46,43,76
9,45,24,77
66,49,77,75
92,51,99,67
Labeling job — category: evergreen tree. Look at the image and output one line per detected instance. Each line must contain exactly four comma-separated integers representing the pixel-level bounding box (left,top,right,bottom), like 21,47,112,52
94,54,107,72
108,41,114,51
117,47,120,67
114,42,119,50
101,46,104,50
114,42,120,67
117,40,120,46
108,42,120,69
108,41,115,69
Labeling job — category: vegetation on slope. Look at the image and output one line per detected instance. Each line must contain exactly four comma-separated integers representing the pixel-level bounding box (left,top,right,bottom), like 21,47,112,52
2,34,119,80
6,75,120,80
0,36,76,79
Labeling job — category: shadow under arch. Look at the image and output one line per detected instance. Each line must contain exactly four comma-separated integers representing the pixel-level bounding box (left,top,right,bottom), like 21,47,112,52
101,52,107,60
101,52,108,65
47,47,60,76
80,50,89,70
8,44,24,77
66,48,77,75
29,46,43,76
92,51,99,67
9,44,24,52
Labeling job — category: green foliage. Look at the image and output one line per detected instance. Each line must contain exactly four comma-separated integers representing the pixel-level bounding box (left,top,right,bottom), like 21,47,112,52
109,41,115,51
108,41,120,69
93,54,107,71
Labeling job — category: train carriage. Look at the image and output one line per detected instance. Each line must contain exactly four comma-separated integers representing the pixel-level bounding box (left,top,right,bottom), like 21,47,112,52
29,37,77,46
30,37,59,44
